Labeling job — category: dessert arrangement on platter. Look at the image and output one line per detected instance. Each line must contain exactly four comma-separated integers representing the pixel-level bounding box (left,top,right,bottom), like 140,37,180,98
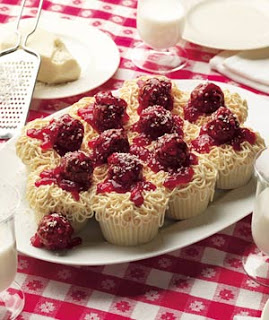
15,76,265,251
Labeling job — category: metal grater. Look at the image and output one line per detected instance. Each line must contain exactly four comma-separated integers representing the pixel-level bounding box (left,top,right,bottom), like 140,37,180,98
0,0,44,139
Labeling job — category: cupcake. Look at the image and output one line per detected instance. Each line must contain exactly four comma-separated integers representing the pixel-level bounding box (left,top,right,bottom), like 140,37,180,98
26,150,95,227
191,107,265,189
143,133,217,220
91,153,169,246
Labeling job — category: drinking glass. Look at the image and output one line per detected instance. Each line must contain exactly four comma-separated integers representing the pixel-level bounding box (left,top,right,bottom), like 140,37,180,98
131,0,188,74
243,147,269,286
0,183,24,319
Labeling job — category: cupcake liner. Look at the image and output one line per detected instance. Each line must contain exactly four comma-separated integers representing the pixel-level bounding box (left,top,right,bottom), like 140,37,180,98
98,216,160,246
217,162,253,189
166,188,213,220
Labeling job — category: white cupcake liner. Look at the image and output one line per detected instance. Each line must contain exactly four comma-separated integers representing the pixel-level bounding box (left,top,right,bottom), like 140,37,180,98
166,188,213,220
217,163,253,189
98,217,160,246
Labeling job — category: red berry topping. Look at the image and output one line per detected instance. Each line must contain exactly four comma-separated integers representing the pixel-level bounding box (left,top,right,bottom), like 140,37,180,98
135,105,174,140
108,153,143,189
97,153,156,207
89,129,130,165
30,213,82,250
138,78,173,113
78,91,129,133
155,134,190,170
59,151,93,189
27,114,84,156
35,151,93,200
145,134,198,189
206,106,239,143
192,107,256,153
184,83,225,122
191,83,225,113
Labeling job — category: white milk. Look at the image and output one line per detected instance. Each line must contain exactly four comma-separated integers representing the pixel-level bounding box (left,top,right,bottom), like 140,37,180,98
252,188,269,256
0,225,17,292
137,0,185,50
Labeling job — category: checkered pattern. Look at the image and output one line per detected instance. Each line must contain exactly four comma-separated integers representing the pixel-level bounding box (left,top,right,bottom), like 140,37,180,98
1,0,269,319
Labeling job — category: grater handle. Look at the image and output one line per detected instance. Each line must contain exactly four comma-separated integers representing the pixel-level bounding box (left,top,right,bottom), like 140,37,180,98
17,0,44,50
0,0,27,56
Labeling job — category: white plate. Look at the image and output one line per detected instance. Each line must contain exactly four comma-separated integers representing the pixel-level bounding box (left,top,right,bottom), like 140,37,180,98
0,17,120,100
183,0,269,50
5,80,268,266
262,299,269,320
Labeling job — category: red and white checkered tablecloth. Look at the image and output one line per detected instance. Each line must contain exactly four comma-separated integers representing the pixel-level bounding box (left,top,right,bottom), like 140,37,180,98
1,1,269,319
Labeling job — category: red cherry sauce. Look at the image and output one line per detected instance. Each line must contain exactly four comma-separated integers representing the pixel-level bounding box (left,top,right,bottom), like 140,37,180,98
129,144,151,162
97,153,156,207
148,134,198,189
31,213,82,250
132,105,184,147
137,78,174,114
35,151,93,201
27,114,84,156
192,107,256,153
77,91,129,133
184,82,225,123
88,128,130,166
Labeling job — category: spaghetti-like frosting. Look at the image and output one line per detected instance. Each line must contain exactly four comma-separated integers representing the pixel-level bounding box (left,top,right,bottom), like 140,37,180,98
16,118,61,170
16,98,98,171
204,132,264,172
223,89,248,124
91,163,169,228
200,131,265,188
92,185,168,228
26,165,95,224
144,153,217,202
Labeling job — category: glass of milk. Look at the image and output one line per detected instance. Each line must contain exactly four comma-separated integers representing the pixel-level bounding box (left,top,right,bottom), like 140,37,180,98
0,183,25,319
131,0,188,73
242,147,269,286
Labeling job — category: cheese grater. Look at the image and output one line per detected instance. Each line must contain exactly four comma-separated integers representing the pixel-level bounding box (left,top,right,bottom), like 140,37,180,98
0,0,44,139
